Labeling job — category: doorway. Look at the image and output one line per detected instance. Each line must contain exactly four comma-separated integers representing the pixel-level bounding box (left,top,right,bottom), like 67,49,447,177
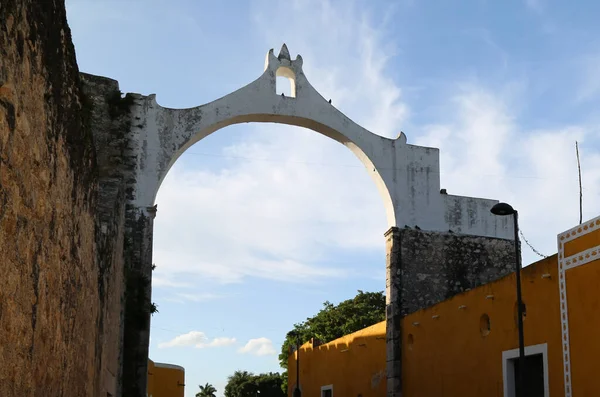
321,385,333,397
502,343,549,397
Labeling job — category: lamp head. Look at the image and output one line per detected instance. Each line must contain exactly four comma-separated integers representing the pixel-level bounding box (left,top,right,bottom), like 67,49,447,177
490,202,516,216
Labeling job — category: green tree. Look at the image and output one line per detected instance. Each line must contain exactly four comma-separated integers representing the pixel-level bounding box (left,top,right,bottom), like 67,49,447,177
255,372,286,397
278,290,385,369
224,371,285,397
224,371,258,397
196,383,217,397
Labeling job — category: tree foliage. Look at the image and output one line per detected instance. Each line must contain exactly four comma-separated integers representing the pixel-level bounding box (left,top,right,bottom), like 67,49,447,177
224,370,286,397
278,290,385,369
196,383,217,397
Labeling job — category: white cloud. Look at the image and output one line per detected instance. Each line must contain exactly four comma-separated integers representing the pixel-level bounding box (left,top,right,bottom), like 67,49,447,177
152,275,193,289
158,331,207,348
238,337,277,356
161,292,222,304
202,337,238,348
158,331,236,349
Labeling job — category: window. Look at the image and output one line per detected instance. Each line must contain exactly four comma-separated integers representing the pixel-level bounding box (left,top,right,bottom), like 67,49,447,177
321,385,333,397
502,343,549,397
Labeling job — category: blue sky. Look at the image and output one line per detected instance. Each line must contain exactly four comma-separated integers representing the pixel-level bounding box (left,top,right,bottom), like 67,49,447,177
65,1,600,396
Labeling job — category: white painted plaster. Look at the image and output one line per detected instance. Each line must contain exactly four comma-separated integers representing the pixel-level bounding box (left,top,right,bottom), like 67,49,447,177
153,362,185,372
128,44,512,239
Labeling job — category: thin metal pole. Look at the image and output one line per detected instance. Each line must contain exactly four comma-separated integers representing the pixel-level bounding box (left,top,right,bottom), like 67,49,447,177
514,211,526,397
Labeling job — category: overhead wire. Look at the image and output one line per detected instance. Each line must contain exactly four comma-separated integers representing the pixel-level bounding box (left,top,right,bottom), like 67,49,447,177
142,147,585,182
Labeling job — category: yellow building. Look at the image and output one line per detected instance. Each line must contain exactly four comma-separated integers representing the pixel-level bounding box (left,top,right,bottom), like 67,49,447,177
289,215,600,397
147,359,185,397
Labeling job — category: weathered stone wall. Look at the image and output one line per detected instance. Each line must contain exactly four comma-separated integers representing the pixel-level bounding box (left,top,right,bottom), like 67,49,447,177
80,73,135,397
0,1,129,396
80,74,154,397
398,227,515,315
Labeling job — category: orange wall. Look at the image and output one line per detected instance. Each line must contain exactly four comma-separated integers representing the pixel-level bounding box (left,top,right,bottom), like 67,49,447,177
148,360,156,395
147,359,185,397
566,257,600,395
402,255,562,396
288,322,387,397
560,224,600,396
291,256,564,397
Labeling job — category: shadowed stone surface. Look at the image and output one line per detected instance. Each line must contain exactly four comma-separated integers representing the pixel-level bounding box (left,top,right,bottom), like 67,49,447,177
398,228,515,316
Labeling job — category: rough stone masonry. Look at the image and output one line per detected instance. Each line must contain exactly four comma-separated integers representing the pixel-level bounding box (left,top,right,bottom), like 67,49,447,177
0,1,517,397
0,1,125,396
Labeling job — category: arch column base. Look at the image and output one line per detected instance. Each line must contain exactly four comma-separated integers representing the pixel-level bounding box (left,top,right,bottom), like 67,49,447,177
121,205,156,397
385,227,403,397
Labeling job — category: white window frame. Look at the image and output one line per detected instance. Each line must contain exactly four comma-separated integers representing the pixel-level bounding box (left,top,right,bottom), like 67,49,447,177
321,384,333,397
502,343,549,397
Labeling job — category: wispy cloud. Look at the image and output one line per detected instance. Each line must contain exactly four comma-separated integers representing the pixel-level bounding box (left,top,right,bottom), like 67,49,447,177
175,292,221,302
152,275,193,289
158,331,236,349
238,337,277,356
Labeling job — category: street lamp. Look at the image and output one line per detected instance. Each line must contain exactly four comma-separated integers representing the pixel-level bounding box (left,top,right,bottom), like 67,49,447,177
288,331,302,397
490,202,525,397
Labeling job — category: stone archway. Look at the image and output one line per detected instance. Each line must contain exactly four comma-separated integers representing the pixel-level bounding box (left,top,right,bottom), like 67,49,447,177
131,44,398,228
118,45,515,397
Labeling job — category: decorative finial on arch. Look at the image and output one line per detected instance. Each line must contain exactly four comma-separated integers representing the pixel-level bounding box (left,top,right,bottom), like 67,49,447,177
264,44,304,76
278,43,291,60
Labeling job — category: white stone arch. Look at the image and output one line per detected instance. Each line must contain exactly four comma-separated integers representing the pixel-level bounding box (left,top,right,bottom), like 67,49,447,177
130,44,398,227
129,44,513,238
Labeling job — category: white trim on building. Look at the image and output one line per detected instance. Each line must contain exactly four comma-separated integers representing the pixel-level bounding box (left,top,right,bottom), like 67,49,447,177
557,215,600,397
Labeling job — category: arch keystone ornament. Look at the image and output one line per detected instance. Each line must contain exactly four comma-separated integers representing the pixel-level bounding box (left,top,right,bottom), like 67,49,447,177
113,45,515,397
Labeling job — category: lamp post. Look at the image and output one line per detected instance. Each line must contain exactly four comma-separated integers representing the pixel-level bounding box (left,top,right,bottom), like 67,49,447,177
289,331,302,397
490,202,525,397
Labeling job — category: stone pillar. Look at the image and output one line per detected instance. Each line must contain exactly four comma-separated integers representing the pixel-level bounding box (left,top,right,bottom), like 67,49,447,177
122,205,156,397
385,227,403,397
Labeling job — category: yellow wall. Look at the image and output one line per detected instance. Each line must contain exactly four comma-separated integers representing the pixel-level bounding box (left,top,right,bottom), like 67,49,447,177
291,215,600,397
147,359,185,397
402,255,562,396
559,222,600,396
288,322,386,397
